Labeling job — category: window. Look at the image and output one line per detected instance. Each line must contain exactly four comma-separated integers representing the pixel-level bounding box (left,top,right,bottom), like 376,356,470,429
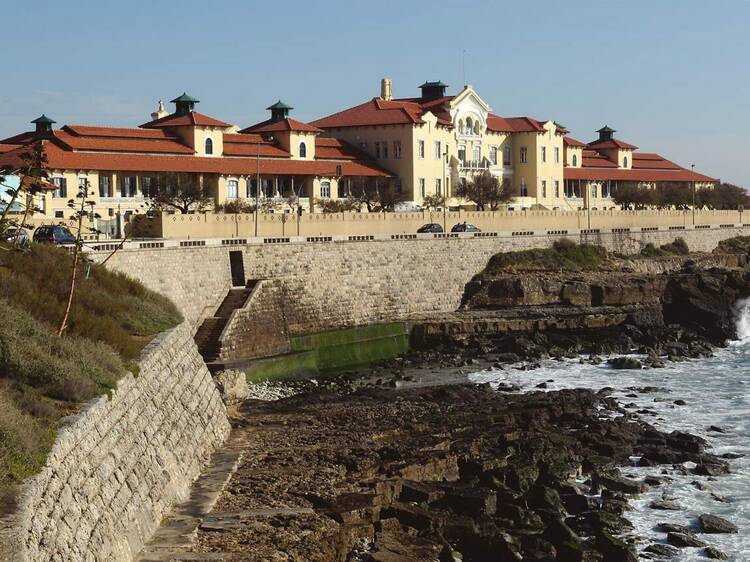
520,178,528,197
474,121,480,135
393,141,402,159
466,116,473,132
434,141,441,159
541,146,547,163
141,176,153,198
375,142,381,158
520,147,528,164
591,185,598,198
39,195,46,214
227,179,238,199
458,120,464,134
554,147,560,163
55,210,64,218
472,146,481,164
51,177,67,198
623,156,628,168
458,145,466,165
417,140,425,159
435,178,442,196
602,182,611,198
299,142,307,158
99,174,112,198
503,145,512,166
383,142,388,158
246,178,257,198
554,180,560,198
418,178,425,199
541,180,547,198
205,138,213,155
490,146,498,165
320,180,331,198
572,154,578,167
121,176,136,198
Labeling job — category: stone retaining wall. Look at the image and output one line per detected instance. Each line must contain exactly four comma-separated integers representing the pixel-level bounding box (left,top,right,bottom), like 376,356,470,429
94,227,750,341
1,323,230,562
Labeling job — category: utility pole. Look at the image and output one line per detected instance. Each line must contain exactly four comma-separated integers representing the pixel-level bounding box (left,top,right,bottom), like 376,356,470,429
691,163,696,226
255,148,260,237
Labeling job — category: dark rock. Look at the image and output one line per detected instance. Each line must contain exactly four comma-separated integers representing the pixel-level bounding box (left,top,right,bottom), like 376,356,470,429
707,425,726,433
693,460,730,476
667,532,707,548
649,499,681,511
698,513,738,534
608,357,643,370
673,400,686,406
656,523,690,534
644,543,679,558
703,546,729,560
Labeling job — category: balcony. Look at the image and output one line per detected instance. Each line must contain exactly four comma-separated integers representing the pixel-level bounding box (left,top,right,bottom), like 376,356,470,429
459,160,490,171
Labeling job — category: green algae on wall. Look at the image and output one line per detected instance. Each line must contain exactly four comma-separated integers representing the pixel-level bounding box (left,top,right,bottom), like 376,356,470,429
243,323,410,382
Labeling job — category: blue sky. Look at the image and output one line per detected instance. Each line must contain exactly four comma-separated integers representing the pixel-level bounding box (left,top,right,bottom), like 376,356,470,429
2,0,748,185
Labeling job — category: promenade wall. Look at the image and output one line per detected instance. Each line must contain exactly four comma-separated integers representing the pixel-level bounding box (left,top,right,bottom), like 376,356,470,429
134,208,749,239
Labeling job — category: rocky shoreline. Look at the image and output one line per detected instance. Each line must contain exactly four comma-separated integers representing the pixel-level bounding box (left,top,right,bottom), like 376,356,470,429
190,244,750,561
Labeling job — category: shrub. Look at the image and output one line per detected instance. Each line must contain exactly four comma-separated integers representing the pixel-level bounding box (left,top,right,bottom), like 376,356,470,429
486,240,608,272
660,237,689,255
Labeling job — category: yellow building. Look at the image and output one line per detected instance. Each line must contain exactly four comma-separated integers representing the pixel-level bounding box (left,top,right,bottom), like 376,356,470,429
0,95,392,236
0,82,718,237
311,79,717,210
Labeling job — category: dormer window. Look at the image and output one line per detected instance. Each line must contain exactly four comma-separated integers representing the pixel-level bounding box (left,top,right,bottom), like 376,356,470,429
572,154,578,167
299,142,307,158
205,138,213,155
623,156,628,168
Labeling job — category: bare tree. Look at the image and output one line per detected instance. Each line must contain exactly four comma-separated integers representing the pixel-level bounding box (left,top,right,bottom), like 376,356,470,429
421,193,446,210
455,171,513,210
352,178,405,212
148,172,212,213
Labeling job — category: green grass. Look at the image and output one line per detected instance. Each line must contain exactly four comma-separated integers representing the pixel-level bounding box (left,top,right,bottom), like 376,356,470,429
484,239,609,272
0,243,182,512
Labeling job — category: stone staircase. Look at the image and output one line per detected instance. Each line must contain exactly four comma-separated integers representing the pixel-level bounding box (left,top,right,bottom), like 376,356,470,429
194,281,256,369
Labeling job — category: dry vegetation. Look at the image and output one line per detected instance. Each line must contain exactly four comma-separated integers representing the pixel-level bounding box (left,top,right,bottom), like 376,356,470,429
0,244,181,512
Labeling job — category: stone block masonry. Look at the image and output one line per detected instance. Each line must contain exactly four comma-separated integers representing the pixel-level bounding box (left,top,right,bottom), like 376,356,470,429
1,323,230,562
92,227,750,346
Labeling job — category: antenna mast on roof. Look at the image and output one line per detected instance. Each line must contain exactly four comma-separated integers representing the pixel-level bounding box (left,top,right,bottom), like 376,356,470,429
462,50,466,86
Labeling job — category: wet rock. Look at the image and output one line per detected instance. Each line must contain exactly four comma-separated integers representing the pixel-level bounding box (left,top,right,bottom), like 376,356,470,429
703,546,729,560
698,513,738,534
608,357,643,370
657,523,690,534
644,543,679,558
667,532,707,548
649,499,681,511
673,400,686,406
693,460,730,476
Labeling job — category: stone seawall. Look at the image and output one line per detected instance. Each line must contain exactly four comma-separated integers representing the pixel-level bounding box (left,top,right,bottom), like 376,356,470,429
1,323,230,562
94,227,750,343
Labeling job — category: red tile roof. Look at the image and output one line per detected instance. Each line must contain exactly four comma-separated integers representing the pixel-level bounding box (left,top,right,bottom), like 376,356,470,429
311,98,427,128
631,152,681,170
587,138,638,150
52,129,194,155
140,111,231,129
222,133,291,158
564,136,586,147
0,131,36,145
64,125,175,139
564,166,717,183
581,149,618,168
239,118,323,134
314,138,372,161
0,141,391,178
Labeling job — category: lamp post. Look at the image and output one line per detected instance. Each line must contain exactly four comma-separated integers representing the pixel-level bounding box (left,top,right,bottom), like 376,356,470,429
691,163,696,226
442,146,449,233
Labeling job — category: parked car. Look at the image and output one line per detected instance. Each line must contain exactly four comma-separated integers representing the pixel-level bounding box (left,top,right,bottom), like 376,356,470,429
417,223,443,233
451,222,481,233
2,227,30,247
32,225,76,245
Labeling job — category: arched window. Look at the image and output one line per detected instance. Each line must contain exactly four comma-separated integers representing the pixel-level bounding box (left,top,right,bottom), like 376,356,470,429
299,142,307,158
572,154,578,167
320,180,331,198
458,120,464,134
466,116,473,133
623,156,628,168
205,138,213,155
473,121,480,135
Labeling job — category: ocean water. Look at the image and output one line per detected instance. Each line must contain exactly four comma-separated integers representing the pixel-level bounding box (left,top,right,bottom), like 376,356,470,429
468,300,750,561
